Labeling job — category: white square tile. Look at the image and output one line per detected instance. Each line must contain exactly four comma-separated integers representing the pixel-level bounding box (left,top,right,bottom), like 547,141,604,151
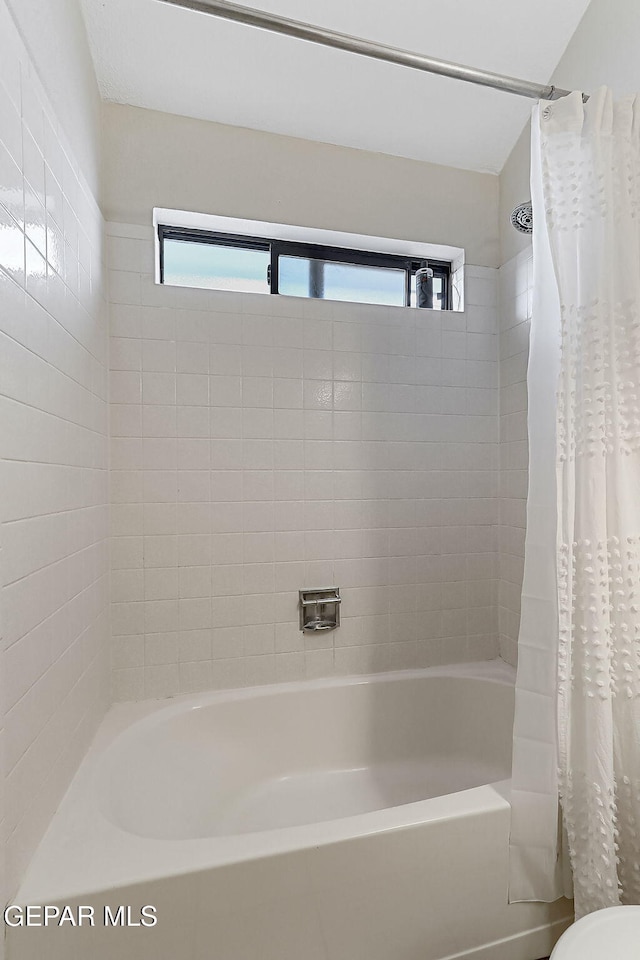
104,223,505,700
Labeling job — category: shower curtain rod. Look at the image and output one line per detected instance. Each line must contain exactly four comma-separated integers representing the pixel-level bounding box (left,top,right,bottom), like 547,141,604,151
156,0,577,102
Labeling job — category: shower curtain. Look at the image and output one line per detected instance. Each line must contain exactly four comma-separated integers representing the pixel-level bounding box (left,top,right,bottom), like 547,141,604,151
509,88,640,918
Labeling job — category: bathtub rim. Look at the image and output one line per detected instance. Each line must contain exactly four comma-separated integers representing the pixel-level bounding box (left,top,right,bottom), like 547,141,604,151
17,659,516,905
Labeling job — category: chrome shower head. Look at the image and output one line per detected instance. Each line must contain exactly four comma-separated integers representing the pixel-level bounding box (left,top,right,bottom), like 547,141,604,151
511,202,533,234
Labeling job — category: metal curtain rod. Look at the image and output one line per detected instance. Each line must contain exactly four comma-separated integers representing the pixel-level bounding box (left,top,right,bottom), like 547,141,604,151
156,0,574,102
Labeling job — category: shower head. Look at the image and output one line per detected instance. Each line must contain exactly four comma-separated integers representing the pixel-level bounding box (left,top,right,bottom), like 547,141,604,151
511,202,533,234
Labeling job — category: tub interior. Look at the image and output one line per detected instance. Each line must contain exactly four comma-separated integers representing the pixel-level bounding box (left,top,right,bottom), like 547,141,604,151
97,674,514,841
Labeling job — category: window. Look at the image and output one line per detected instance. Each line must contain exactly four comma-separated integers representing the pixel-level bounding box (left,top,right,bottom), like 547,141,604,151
159,226,451,309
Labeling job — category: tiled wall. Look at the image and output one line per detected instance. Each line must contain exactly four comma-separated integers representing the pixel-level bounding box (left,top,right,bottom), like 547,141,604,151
497,248,532,666
109,223,500,700
0,1,109,901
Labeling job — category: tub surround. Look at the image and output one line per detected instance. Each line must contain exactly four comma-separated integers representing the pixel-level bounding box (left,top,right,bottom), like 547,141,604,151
0,0,110,912
109,222,500,699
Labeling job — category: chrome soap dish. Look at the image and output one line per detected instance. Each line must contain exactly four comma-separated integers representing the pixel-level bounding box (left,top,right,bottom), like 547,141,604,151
299,587,341,632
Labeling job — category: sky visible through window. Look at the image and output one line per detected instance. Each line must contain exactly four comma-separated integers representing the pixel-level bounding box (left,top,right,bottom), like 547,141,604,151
278,256,405,306
163,239,270,294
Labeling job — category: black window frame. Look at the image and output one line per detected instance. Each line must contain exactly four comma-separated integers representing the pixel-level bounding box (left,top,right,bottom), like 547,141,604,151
158,225,451,309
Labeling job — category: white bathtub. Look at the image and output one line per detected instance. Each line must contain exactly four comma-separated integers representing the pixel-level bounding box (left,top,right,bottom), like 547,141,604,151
10,661,571,960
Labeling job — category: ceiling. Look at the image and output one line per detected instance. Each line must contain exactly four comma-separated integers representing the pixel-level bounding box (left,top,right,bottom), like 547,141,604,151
80,0,592,174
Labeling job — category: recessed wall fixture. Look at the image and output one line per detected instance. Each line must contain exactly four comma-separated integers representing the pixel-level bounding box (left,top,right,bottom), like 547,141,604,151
299,588,341,632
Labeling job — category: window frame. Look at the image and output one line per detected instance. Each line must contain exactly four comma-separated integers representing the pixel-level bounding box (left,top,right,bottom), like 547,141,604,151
158,224,451,309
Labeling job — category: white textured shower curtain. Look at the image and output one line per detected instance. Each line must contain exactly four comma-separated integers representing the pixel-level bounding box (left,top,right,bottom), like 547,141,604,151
510,88,640,918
